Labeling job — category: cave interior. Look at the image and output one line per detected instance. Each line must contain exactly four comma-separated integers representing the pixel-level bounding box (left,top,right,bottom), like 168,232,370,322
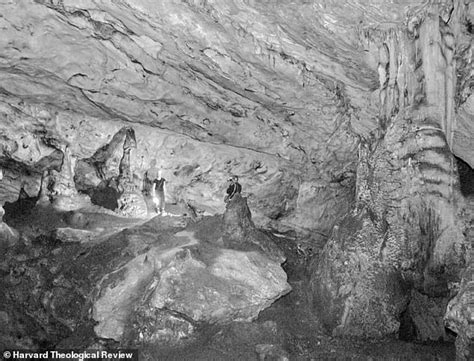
0,0,473,360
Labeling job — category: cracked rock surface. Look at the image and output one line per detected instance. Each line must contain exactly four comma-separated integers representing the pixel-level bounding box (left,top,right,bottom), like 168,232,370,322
0,0,473,358
0,0,402,234
0,1,472,235
0,197,290,349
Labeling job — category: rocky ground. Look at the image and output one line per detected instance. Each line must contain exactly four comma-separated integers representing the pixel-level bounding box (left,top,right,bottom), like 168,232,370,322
0,197,457,360
0,0,471,359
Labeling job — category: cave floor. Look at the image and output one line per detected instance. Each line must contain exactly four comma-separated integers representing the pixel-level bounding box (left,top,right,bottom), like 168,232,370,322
129,266,456,361
1,205,456,361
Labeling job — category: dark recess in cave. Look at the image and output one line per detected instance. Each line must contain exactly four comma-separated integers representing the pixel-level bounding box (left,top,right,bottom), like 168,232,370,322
3,188,38,224
398,308,417,341
466,19,473,34
455,156,474,196
87,183,121,210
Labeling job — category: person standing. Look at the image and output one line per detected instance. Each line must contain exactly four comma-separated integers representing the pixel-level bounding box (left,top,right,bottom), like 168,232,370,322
143,160,159,197
152,169,166,215
224,175,241,203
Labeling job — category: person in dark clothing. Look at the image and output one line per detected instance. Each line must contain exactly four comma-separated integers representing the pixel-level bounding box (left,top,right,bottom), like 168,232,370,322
224,175,241,203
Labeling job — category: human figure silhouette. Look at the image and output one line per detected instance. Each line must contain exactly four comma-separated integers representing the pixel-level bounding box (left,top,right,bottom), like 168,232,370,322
152,169,166,214
224,175,241,203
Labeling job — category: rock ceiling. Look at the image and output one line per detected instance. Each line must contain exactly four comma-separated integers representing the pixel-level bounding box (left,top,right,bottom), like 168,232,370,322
1,0,384,155
1,1,473,357
0,0,472,233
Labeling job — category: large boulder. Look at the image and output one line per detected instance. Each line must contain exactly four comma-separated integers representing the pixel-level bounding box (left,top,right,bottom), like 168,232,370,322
93,198,291,344
94,232,290,343
0,195,289,349
310,208,408,337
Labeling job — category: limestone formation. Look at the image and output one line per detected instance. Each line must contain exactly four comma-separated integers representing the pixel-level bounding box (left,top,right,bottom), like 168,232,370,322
445,258,474,361
50,146,91,211
0,205,19,251
0,0,472,358
445,200,474,360
0,0,374,234
223,194,286,263
94,199,290,343
116,190,148,218
307,2,472,355
0,194,289,349
310,109,467,339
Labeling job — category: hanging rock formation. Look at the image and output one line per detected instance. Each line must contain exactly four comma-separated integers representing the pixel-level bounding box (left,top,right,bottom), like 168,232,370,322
310,108,467,338
0,0,375,235
0,0,472,357
310,0,473,356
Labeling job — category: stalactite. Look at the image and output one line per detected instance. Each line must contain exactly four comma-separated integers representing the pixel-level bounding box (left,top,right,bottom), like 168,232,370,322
312,1,470,346
359,1,465,152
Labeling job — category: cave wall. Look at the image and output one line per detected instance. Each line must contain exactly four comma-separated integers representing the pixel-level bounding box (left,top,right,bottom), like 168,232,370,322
0,2,469,232
0,0,472,356
0,98,359,238
0,0,373,235
310,108,467,338
359,0,473,166
310,0,472,355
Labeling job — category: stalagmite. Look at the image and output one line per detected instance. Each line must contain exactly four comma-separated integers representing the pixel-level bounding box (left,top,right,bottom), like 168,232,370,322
0,0,471,358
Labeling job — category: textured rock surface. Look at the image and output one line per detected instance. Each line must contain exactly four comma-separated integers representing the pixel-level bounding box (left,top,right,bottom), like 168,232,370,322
307,1,472,354
0,0,470,235
116,190,148,218
452,1,474,169
445,257,474,360
445,199,474,360
0,196,289,349
0,221,19,252
310,109,467,338
94,201,290,343
0,0,393,234
0,0,472,357
223,194,285,262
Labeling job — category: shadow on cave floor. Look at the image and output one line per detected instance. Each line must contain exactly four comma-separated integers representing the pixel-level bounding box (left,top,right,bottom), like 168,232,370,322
2,202,149,241
1,206,456,361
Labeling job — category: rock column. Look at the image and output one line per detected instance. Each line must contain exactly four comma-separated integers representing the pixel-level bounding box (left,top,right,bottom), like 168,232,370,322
310,0,470,346
51,146,90,211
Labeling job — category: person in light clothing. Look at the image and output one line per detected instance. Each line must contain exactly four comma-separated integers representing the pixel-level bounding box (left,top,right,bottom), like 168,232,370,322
152,169,166,215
